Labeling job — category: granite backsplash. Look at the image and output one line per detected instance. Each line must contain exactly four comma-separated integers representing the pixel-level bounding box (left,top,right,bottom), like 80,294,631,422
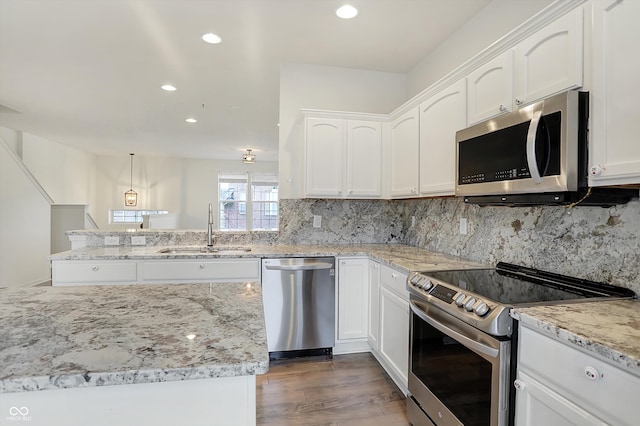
277,198,640,295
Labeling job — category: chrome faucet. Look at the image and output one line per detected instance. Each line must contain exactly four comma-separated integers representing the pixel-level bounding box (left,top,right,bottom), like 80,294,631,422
207,203,215,247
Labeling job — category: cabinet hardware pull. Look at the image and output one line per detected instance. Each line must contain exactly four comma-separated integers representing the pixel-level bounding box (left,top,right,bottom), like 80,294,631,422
92,266,99,271
514,379,525,391
199,264,205,269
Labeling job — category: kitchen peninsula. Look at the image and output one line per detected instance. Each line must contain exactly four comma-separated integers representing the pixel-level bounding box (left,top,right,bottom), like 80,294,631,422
0,282,268,426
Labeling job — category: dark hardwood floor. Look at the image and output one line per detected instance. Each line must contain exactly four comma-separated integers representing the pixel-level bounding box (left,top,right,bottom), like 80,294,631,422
257,352,410,425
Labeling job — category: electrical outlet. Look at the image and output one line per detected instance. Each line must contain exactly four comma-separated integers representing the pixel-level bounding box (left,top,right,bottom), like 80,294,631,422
411,216,416,227
459,218,468,235
313,215,322,228
131,236,146,246
104,236,120,246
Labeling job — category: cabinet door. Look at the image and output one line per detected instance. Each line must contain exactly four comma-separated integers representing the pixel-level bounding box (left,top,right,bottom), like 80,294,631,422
419,79,467,196
337,258,369,341
305,117,344,197
515,6,583,106
367,261,380,351
390,108,420,197
518,325,640,426
379,286,409,387
347,120,382,197
141,259,260,282
467,51,514,124
590,0,640,186
52,260,138,286
514,371,608,426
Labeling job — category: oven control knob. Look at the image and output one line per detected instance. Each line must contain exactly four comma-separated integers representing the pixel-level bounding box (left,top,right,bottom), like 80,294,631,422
410,275,422,285
464,297,477,311
454,293,466,307
421,279,433,290
474,301,490,317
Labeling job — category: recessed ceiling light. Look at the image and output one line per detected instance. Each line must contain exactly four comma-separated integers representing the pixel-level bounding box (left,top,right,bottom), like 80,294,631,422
336,5,358,19
202,33,222,44
161,84,177,91
185,118,197,123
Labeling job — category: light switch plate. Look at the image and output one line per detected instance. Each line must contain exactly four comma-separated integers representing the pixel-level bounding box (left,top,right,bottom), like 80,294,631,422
313,215,322,228
131,236,146,246
104,236,120,246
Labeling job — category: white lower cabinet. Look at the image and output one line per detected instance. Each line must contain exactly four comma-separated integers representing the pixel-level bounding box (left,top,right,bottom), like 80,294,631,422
52,258,260,285
377,265,409,391
514,371,607,426
367,261,380,351
515,325,640,426
141,259,260,282
336,257,370,351
52,260,138,286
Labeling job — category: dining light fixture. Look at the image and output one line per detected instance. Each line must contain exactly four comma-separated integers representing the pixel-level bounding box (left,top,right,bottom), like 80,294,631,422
124,153,138,206
243,149,256,164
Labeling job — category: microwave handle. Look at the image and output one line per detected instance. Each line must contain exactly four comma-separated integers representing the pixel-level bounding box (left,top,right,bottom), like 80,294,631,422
526,110,543,184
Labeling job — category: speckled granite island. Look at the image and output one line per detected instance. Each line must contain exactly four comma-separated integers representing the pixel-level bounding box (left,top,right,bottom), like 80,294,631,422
0,282,268,426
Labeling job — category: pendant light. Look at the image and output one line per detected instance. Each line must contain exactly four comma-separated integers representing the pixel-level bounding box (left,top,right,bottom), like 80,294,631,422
124,153,138,206
243,149,256,164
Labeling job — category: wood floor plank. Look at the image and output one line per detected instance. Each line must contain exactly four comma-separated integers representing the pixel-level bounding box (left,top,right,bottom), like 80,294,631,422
257,353,409,426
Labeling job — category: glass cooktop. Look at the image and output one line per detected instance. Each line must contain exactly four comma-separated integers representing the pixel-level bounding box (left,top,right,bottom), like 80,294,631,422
423,262,634,306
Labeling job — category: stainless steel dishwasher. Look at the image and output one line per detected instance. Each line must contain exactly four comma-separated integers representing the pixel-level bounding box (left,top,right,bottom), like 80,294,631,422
261,257,335,355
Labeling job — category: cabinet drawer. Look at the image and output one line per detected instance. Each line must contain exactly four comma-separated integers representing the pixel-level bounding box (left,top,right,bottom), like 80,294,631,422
518,325,640,426
142,259,260,282
379,264,408,300
53,261,137,284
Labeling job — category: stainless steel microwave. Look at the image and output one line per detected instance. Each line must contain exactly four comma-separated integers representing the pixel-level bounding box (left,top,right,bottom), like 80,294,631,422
456,91,584,200
455,91,636,206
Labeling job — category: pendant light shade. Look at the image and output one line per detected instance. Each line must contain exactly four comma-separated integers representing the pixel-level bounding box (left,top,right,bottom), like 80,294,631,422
125,153,138,206
243,149,256,164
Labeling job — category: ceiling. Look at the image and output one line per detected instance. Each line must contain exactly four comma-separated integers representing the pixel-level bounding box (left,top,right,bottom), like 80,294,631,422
0,0,491,162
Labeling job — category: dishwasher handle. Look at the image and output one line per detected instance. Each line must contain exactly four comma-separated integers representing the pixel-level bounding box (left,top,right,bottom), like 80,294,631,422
264,261,334,271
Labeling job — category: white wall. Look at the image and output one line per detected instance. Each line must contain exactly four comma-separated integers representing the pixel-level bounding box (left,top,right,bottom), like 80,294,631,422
0,142,51,288
278,62,407,198
0,126,21,154
407,0,554,97
21,132,97,216
93,155,278,229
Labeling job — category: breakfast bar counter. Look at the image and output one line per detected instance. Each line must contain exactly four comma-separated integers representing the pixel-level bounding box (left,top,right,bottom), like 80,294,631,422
0,282,268,425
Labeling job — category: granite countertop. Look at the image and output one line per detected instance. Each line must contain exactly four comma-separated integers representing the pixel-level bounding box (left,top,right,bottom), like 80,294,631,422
0,282,269,394
512,299,640,376
49,243,489,274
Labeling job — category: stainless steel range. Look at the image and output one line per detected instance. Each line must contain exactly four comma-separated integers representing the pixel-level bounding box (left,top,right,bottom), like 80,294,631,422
405,262,635,426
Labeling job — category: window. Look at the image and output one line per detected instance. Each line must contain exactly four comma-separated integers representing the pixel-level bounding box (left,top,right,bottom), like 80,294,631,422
111,210,168,223
218,172,278,230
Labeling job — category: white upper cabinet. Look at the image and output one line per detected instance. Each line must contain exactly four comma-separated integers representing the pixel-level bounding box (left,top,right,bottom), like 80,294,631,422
304,115,382,198
419,79,467,196
467,51,515,125
346,120,382,197
390,107,420,198
515,6,584,107
305,117,344,197
589,0,640,186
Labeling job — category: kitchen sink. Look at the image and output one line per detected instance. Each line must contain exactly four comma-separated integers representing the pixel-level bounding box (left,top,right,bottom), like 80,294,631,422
157,246,252,255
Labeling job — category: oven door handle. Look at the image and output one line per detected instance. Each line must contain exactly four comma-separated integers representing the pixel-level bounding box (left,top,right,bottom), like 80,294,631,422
410,300,499,359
